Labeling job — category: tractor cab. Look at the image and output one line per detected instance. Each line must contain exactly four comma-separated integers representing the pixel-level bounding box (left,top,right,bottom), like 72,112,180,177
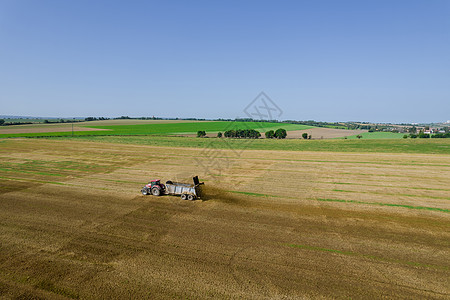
145,179,164,190
150,179,161,187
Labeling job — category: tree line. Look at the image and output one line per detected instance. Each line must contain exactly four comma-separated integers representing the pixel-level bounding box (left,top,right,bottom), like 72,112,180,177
407,132,450,138
224,129,262,138
0,119,83,126
197,128,289,139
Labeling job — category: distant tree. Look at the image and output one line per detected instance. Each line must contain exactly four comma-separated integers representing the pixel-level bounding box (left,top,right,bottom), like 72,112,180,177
274,128,287,139
44,120,49,123
217,132,222,138
59,119,65,123
248,129,261,139
408,126,417,133
197,130,206,138
302,133,308,139
409,133,417,138
308,135,312,139
356,135,363,139
432,133,450,138
224,130,235,138
403,134,408,139
265,130,275,139
0,119,4,126
418,132,430,138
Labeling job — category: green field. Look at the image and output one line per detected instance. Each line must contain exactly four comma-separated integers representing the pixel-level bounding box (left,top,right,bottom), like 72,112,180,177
86,121,312,135
0,121,313,138
345,132,406,139
47,135,450,155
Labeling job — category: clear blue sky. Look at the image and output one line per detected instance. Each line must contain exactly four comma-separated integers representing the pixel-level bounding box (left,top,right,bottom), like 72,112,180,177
1,0,449,123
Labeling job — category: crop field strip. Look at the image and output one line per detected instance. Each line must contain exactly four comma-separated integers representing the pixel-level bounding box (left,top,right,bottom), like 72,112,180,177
285,243,448,270
0,138,449,298
344,131,407,139
0,120,424,140
0,121,313,138
317,180,450,191
42,135,450,154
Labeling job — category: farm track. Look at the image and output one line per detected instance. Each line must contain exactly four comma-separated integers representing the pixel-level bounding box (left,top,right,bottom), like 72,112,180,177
0,139,449,299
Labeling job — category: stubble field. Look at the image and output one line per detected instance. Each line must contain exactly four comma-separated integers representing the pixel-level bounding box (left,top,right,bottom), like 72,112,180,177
0,138,449,299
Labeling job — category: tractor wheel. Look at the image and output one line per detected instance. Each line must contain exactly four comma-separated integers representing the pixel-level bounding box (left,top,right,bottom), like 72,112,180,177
187,194,195,201
142,188,148,195
151,187,161,196
181,194,187,200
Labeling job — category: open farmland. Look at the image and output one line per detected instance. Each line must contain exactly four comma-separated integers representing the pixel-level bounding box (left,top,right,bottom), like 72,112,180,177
51,135,450,154
0,119,384,140
187,127,368,139
285,127,367,139
0,119,197,135
0,138,449,299
0,120,313,138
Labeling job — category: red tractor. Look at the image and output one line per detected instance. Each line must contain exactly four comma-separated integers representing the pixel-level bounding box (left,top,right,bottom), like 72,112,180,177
141,179,165,196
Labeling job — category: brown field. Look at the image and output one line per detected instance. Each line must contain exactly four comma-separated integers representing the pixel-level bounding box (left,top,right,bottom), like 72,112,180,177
286,128,367,139
184,127,367,139
0,139,449,299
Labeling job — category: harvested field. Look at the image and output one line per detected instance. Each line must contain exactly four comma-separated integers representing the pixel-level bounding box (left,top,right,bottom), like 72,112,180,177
182,127,366,139
286,127,367,139
0,139,448,299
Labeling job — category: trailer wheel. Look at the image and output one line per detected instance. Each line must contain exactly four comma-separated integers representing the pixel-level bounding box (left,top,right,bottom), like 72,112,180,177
142,188,148,195
181,194,187,200
151,187,161,196
187,194,194,201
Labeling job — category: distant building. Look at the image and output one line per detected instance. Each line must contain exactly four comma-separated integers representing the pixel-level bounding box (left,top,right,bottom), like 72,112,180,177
424,128,439,134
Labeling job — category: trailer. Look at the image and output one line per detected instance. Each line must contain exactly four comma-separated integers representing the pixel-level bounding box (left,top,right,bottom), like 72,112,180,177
141,176,203,200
